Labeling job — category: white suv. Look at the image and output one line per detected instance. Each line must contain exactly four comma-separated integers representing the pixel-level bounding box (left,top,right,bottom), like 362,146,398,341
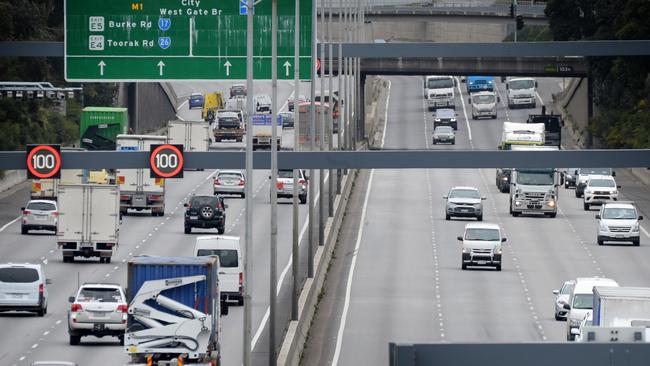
21,200,58,234
0,263,50,316
583,175,619,210
596,202,642,246
67,283,128,345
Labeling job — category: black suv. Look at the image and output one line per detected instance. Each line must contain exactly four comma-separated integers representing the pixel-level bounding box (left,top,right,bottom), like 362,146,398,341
184,195,227,234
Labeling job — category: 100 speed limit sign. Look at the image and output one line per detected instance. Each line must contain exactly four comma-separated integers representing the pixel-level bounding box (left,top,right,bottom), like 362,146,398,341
150,144,184,178
26,144,61,179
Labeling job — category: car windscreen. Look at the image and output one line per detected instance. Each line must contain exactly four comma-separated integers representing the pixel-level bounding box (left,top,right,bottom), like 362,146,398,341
449,189,480,199
589,179,615,188
278,170,294,179
77,287,123,302
602,207,636,219
572,294,593,309
579,168,612,176
27,202,56,211
465,228,500,241
529,117,561,133
427,78,453,89
516,170,555,185
434,127,453,133
561,283,575,294
0,267,39,283
509,79,535,90
218,173,242,180
197,249,238,267
191,196,219,206
472,94,495,104
190,95,203,100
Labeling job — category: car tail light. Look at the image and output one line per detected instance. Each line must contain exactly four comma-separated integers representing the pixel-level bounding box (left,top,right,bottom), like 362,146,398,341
52,211,59,217
116,304,128,313
239,272,244,285
299,179,306,185
216,201,223,209
149,195,162,201
120,195,130,201
23,210,31,215
38,283,44,295
238,179,245,186
71,303,83,312
215,179,222,186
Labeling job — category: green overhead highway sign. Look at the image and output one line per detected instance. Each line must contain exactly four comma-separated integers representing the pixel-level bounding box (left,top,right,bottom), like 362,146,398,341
64,0,312,81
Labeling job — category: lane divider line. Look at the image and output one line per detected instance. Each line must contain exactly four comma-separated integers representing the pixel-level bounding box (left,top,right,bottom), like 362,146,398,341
0,216,20,233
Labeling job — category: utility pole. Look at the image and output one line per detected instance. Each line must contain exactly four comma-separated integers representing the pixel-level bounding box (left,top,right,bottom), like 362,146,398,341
269,0,278,362
336,0,343,193
243,0,254,364
319,0,326,247
307,0,316,278
327,0,334,217
291,0,300,322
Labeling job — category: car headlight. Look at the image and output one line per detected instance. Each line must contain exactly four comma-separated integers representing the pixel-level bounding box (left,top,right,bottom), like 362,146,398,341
548,200,556,208
515,200,522,206
600,222,609,232
435,118,441,122
451,118,457,122
632,223,640,232
612,190,617,195
502,177,509,181
494,247,502,254
462,248,470,254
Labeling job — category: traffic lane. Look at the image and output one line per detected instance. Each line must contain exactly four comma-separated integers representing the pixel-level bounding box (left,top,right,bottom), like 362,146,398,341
0,181,31,228
335,169,439,366
0,169,216,365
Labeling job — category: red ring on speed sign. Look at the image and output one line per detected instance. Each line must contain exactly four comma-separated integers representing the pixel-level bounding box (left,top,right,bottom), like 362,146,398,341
27,145,61,179
150,144,184,178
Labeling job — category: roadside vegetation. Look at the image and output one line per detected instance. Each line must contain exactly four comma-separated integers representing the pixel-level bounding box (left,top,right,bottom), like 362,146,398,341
545,0,650,148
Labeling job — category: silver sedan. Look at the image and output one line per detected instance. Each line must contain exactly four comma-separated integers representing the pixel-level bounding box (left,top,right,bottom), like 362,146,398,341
433,125,456,145
214,170,246,198
553,280,575,321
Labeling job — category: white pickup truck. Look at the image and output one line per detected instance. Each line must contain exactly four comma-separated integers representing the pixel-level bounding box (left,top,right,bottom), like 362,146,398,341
57,184,120,263
116,134,168,216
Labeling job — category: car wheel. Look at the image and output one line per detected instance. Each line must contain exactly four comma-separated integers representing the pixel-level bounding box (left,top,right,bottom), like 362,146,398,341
461,262,467,270
21,225,28,235
299,195,307,204
119,335,125,346
36,306,45,317
583,203,589,211
597,239,604,246
567,333,575,341
105,257,111,264
452,140,455,145
546,212,557,218
218,227,225,234
237,297,244,306
575,190,581,198
241,193,246,198
633,239,640,247
491,115,497,119
432,140,436,145
69,335,81,345
512,211,520,217
495,264,502,271
63,255,72,263
184,226,191,234
471,114,476,120
555,313,562,321
477,215,483,221
445,214,451,221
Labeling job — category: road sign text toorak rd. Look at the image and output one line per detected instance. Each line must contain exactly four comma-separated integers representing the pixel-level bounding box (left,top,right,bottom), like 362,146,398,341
64,0,312,81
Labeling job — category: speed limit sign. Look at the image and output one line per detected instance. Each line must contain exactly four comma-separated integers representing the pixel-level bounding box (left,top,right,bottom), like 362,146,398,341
26,144,61,179
150,144,184,178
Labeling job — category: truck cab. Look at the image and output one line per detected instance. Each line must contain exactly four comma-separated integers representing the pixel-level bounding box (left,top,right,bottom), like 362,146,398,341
527,107,563,147
425,75,456,111
508,145,560,218
506,77,537,109
468,91,499,119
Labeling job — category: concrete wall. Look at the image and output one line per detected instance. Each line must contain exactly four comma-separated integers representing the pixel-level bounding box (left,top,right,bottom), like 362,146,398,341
553,77,591,148
119,83,178,134
0,170,26,194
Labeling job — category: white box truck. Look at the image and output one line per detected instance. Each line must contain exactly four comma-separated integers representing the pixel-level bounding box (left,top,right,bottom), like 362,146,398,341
168,120,210,152
593,286,650,328
116,135,167,216
57,184,120,263
252,114,282,150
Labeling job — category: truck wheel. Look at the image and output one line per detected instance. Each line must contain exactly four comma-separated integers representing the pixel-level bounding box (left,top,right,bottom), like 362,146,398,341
597,239,604,246
445,214,451,221
69,335,81,345
105,257,111,264
185,226,191,234
237,296,244,306
241,193,246,198
461,262,467,270
512,211,520,217
583,203,589,211
299,195,307,204
546,212,557,218
118,335,125,346
477,215,483,221
218,227,225,234
63,255,72,263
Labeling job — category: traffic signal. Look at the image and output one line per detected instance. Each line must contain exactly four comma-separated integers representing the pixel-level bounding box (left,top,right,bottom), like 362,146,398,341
516,15,524,30
509,3,514,18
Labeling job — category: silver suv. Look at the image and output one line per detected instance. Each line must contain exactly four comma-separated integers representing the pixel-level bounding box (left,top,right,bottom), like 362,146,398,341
444,186,486,221
68,283,128,345
21,199,58,234
0,263,50,316
596,202,642,246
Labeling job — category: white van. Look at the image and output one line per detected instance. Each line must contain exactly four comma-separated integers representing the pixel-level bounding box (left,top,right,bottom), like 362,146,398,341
565,277,619,340
194,236,244,306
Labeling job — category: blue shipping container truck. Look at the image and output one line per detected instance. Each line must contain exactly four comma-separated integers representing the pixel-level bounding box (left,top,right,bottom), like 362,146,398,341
467,76,494,94
126,256,225,365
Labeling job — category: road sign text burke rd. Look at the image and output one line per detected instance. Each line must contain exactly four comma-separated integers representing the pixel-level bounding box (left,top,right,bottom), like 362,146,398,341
64,0,312,81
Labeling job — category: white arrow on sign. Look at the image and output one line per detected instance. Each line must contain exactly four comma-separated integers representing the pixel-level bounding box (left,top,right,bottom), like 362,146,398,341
224,61,232,76
157,61,166,76
98,60,106,76
283,61,291,77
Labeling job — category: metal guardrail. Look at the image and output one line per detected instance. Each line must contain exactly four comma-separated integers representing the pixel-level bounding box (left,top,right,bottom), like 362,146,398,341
0,150,649,170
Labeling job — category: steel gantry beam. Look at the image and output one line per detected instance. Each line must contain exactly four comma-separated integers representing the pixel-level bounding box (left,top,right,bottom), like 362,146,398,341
1,150,649,170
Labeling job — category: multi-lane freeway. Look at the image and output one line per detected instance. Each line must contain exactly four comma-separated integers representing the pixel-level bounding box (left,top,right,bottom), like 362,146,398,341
301,75,650,366
0,80,336,366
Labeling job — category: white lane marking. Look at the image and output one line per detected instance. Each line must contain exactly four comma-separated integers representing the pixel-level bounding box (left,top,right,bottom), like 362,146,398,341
0,216,20,233
31,344,38,349
455,77,473,143
55,320,61,325
280,90,295,112
177,99,188,111
19,357,25,361
250,174,328,349
381,80,391,149
331,169,375,366
535,90,545,107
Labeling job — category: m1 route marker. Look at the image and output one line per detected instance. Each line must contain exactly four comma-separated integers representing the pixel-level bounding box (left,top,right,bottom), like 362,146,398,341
64,0,312,81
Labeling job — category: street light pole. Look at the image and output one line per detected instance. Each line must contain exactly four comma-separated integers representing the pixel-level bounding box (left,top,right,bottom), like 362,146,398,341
269,0,278,362
291,0,301,322
243,0,255,364
327,0,334,217
336,0,343,193
308,0,316,278
319,0,326,247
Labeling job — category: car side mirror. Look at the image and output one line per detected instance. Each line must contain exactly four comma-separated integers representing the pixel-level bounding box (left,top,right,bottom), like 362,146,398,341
612,171,616,177
535,81,538,88
595,214,601,219
183,203,189,207
501,238,507,242
269,175,272,179
574,170,578,175
638,216,643,220
46,279,52,285
443,195,448,199
497,96,501,103
505,84,509,90
617,185,621,188
68,296,75,303
481,197,487,200
457,236,463,241
553,290,559,295
563,303,571,310
20,207,25,211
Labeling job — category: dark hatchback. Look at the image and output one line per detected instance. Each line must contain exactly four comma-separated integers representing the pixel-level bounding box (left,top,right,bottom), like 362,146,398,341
184,195,227,234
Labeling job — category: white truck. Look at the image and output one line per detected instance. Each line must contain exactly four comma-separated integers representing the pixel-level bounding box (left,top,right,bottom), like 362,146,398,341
506,77,538,109
252,114,282,150
468,91,499,120
167,120,210,152
116,135,167,216
499,122,545,150
56,184,120,263
424,75,456,111
509,145,560,218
